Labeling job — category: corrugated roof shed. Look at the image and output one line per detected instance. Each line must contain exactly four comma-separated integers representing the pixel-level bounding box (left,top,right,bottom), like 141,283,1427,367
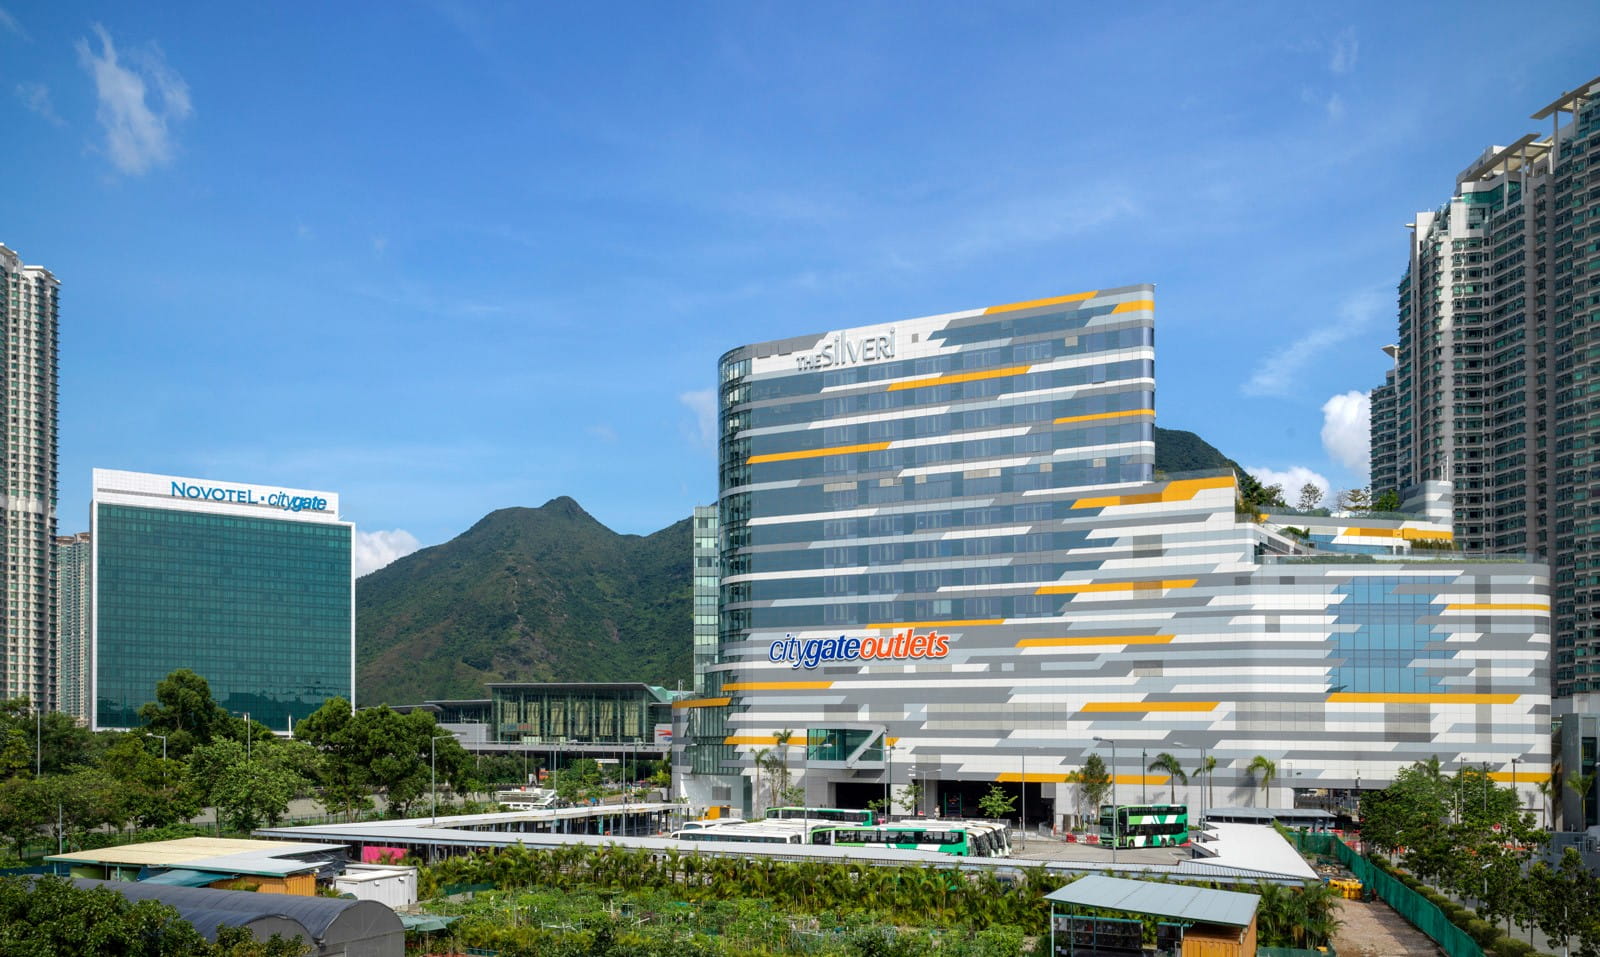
1043,874,1259,927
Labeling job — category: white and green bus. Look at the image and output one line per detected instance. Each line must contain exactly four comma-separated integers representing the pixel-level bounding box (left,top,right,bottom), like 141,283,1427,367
1097,803,1189,848
810,820,1011,857
763,806,878,826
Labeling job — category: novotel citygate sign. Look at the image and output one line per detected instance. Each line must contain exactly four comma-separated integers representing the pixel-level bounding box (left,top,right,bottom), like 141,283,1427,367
170,481,330,514
769,628,950,670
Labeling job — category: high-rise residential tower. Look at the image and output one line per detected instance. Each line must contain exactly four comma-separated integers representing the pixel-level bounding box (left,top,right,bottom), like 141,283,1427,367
0,244,60,710
55,532,91,722
1369,75,1600,698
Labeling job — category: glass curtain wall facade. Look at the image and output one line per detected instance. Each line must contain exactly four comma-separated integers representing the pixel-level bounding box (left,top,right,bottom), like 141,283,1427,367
0,244,59,711
490,683,669,744
54,532,90,722
1369,75,1600,697
90,469,353,730
678,288,1551,819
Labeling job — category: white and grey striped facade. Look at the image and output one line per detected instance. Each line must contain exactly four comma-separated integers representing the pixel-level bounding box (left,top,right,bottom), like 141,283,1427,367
677,287,1552,821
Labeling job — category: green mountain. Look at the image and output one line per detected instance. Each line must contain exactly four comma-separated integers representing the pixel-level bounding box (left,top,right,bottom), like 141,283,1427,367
356,430,1244,705
1152,425,1245,476
355,497,691,706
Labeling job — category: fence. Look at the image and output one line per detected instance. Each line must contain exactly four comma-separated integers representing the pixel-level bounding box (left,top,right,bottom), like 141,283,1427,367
1293,832,1483,957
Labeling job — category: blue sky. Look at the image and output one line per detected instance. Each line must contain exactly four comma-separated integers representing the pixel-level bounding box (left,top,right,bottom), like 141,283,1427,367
3,2,1598,573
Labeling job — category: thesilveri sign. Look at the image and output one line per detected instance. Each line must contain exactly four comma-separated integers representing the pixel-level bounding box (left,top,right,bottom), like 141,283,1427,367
795,328,896,371
768,628,950,669
170,481,330,513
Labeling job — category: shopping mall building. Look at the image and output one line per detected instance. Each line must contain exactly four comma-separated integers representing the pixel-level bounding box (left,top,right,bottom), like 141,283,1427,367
673,285,1552,827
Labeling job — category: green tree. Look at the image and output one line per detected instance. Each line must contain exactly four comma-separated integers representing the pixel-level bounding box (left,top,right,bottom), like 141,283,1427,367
1372,489,1401,512
1247,755,1276,807
293,698,371,819
553,758,603,807
1568,771,1596,830
98,734,200,829
1296,483,1323,511
188,739,305,832
136,670,235,758
1147,752,1187,804
0,875,310,955
1530,848,1600,957
1077,754,1112,825
0,776,49,858
895,780,923,817
0,698,95,778
1336,486,1372,512
978,784,1017,820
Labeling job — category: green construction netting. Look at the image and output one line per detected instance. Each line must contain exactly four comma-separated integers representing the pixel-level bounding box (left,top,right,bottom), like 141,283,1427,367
1294,832,1483,957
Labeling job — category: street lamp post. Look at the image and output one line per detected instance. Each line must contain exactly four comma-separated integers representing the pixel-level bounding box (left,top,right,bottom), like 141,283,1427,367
153,734,169,786
1140,748,1147,805
1094,737,1118,865
884,742,894,820
432,734,453,823
1511,757,1521,818
35,705,41,777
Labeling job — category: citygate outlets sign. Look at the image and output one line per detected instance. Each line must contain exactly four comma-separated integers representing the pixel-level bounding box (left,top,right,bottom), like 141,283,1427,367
769,629,950,670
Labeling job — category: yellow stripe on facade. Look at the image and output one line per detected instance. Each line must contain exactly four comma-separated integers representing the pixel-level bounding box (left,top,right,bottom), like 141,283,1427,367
724,736,779,746
983,290,1098,315
1489,771,1550,783
863,618,1004,630
673,697,731,709
1070,475,1235,509
747,441,890,465
1328,692,1520,705
1444,603,1549,612
721,681,834,691
1015,634,1175,648
1402,528,1454,542
885,364,1033,392
1112,773,1161,786
1080,701,1219,713
1053,409,1155,426
1036,579,1196,595
996,771,1075,783
1110,299,1155,313
1341,526,1455,542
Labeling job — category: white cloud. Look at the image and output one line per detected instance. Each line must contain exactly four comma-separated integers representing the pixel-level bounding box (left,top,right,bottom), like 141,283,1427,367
1325,93,1345,121
1321,390,1371,475
372,235,388,255
15,82,63,126
587,423,617,442
75,24,192,175
0,7,27,39
1329,28,1358,74
1241,286,1389,397
679,389,716,447
1247,465,1330,503
354,528,423,577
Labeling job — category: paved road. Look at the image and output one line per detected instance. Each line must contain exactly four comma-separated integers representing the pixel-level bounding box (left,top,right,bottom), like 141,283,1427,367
1331,898,1443,957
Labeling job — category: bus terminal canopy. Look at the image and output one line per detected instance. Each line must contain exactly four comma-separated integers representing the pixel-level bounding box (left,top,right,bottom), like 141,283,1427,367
1044,875,1259,928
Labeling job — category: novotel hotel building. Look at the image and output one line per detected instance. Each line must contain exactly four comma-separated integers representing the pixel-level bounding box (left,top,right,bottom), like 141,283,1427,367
89,468,354,731
676,285,1552,823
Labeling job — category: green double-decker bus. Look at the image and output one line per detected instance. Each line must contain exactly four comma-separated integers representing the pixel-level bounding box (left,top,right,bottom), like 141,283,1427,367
1098,804,1188,848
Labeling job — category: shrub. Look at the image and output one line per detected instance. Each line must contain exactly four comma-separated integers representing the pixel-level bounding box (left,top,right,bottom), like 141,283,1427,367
1488,939,1537,957
1464,918,1497,947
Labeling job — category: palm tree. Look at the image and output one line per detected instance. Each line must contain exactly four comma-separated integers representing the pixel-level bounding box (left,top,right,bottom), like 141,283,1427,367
1194,754,1216,810
1535,778,1555,829
1248,755,1277,808
1147,752,1188,804
1567,771,1596,831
